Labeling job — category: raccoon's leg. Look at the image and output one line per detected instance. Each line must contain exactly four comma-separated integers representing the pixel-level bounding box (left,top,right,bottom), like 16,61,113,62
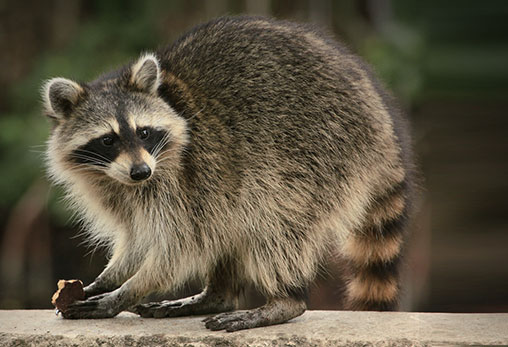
203,288,307,332
83,239,138,298
342,182,409,310
134,257,239,318
83,263,126,298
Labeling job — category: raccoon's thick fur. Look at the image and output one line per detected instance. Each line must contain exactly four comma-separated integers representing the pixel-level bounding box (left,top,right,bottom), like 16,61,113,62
43,16,414,331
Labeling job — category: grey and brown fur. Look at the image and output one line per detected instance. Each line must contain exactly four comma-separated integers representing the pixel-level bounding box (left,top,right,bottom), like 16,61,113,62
42,16,415,331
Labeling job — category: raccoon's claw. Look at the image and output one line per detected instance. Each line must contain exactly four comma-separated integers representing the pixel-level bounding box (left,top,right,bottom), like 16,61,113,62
61,293,121,319
204,311,260,332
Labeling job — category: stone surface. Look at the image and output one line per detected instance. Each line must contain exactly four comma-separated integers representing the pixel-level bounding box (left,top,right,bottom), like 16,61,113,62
0,310,507,346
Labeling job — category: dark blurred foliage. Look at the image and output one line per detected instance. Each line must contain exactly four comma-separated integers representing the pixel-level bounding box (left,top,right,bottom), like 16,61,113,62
0,0,507,312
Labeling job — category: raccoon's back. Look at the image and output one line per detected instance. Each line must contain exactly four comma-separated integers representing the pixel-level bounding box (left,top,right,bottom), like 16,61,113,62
157,16,408,216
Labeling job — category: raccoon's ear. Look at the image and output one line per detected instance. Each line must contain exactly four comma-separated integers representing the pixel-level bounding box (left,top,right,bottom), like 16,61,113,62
129,53,161,95
42,78,85,120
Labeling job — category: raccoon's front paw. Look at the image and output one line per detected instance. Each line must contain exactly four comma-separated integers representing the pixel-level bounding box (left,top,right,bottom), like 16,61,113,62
62,292,122,319
132,290,236,318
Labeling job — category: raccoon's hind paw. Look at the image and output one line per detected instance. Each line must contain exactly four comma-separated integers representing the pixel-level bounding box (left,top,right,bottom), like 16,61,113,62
203,297,306,332
203,311,261,332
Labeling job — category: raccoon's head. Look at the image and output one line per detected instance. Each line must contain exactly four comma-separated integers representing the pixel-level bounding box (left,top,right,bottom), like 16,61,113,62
43,53,188,186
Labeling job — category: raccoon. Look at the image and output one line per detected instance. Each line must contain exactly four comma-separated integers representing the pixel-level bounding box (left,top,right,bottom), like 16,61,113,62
42,16,414,331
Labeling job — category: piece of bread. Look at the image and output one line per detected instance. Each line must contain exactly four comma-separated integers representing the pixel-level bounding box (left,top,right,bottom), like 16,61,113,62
51,279,85,313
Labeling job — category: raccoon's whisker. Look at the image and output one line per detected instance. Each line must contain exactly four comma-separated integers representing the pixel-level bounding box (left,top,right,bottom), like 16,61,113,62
68,162,96,169
158,131,172,148
69,157,109,168
30,144,48,150
153,147,174,162
152,144,170,163
185,107,205,121
153,146,171,162
69,162,107,174
29,150,48,159
74,151,112,165
29,144,49,154
151,141,165,159
151,133,172,158
154,149,173,162
154,156,176,166
152,133,173,157
69,167,101,175
71,163,105,170
157,136,171,154
70,153,104,161
74,149,112,163
69,153,109,165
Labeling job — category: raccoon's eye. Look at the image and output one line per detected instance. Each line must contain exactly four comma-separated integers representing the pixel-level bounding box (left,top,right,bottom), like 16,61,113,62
101,135,114,147
138,128,150,140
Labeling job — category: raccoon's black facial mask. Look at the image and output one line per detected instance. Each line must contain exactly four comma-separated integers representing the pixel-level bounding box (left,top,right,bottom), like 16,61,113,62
70,127,170,168
71,132,121,167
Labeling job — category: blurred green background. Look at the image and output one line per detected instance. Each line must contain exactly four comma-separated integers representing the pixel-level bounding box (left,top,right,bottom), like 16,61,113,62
1,0,507,312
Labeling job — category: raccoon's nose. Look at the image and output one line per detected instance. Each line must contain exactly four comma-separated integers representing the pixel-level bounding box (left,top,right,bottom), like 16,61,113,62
130,163,152,181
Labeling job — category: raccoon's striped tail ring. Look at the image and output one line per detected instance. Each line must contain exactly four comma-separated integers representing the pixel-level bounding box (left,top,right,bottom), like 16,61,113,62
342,182,408,310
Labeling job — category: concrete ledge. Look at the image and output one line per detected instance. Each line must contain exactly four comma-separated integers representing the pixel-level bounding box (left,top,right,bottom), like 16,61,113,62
1,310,507,346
